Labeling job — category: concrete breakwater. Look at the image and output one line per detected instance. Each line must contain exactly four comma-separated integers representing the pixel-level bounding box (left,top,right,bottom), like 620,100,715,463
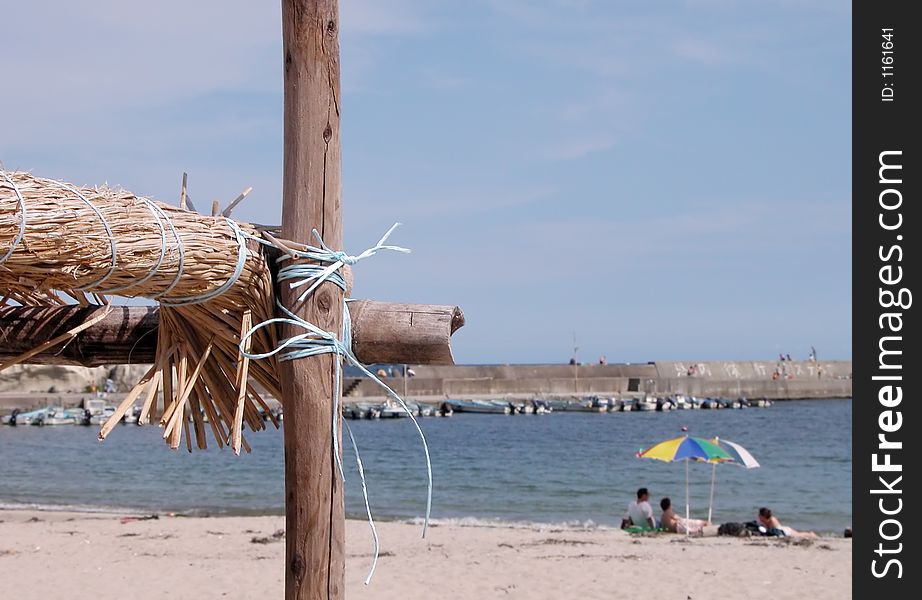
0,360,851,416
345,360,852,401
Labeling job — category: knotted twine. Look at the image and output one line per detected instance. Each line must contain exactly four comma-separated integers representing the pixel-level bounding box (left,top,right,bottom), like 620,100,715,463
240,224,432,584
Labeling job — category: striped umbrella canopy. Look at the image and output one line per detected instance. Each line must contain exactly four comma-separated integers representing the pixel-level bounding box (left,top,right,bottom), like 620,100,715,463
712,438,760,468
637,435,734,463
705,437,760,523
637,435,734,534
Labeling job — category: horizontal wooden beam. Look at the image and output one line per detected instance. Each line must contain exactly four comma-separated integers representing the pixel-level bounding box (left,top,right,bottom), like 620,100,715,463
0,301,464,368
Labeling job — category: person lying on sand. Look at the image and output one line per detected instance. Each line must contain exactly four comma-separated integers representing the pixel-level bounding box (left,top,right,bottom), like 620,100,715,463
660,497,710,534
758,507,818,538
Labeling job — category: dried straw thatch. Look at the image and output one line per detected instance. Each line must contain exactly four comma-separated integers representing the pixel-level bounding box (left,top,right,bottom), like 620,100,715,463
1,170,281,453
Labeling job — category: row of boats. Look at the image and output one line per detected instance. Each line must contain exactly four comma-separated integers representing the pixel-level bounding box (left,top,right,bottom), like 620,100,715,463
0,398,154,426
2,394,772,426
343,395,773,419
1,398,285,427
3,399,116,426
540,394,774,413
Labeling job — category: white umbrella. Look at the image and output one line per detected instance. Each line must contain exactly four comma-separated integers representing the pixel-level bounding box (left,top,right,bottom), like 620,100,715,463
708,437,760,523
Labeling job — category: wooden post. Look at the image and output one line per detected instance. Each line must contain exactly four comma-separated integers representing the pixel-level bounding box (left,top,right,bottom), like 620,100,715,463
0,302,464,367
280,1,345,598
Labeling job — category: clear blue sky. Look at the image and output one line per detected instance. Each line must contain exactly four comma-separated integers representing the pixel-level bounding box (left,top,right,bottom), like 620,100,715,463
1,1,851,364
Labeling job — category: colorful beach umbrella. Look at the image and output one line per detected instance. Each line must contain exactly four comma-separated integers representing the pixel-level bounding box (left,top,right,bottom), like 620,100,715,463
706,437,760,523
637,435,734,463
636,435,734,534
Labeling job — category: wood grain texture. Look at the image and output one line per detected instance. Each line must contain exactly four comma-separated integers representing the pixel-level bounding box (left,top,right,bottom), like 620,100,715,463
0,305,158,367
0,302,463,367
350,301,465,365
280,1,344,598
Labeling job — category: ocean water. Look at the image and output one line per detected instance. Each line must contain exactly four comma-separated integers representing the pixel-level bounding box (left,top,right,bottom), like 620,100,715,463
0,399,851,533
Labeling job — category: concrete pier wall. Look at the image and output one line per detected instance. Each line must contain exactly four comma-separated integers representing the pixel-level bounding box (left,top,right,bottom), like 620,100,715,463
0,360,852,414
347,360,852,400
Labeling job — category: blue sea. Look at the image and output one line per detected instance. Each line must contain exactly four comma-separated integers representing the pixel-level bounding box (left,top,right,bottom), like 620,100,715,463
0,399,851,533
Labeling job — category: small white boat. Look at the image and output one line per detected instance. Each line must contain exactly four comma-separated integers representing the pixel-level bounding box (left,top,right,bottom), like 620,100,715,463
33,406,77,426
446,399,512,414
531,399,551,414
344,403,381,419
636,397,657,412
122,405,142,425
379,404,411,418
558,397,606,412
82,398,116,425
2,408,45,426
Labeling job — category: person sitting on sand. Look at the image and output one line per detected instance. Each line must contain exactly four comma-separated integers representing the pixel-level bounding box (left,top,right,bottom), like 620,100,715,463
758,507,817,538
621,487,655,530
660,497,709,534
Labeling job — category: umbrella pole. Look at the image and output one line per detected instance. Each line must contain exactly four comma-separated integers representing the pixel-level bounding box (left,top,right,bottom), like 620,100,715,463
708,462,716,524
685,459,690,537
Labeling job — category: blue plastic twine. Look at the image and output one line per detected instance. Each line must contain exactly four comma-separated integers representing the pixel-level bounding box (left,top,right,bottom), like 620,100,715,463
240,224,431,584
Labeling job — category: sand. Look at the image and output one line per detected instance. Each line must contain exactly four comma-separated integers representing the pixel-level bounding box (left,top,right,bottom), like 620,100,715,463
0,509,850,599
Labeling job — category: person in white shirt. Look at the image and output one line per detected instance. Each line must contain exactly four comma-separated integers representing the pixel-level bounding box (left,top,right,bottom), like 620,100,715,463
621,487,655,530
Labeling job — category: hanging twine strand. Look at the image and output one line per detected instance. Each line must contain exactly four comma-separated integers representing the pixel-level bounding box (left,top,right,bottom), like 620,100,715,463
240,224,430,583
345,420,380,585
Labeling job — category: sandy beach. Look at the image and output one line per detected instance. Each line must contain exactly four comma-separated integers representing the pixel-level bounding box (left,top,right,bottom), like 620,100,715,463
0,509,850,599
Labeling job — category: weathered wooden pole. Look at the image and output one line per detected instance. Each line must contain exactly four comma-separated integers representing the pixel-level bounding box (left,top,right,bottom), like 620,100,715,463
280,1,345,598
0,302,464,367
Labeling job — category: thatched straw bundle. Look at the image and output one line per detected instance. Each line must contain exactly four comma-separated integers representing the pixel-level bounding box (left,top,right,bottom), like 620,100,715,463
1,170,281,453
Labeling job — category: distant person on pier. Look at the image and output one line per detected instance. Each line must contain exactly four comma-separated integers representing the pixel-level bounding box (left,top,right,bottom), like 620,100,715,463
569,357,577,365
621,487,655,530
598,355,607,365
785,353,792,362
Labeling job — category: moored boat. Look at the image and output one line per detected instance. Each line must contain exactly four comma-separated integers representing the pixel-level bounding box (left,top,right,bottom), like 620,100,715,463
636,396,657,412
379,402,412,418
32,406,77,426
2,408,45,426
446,399,512,414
